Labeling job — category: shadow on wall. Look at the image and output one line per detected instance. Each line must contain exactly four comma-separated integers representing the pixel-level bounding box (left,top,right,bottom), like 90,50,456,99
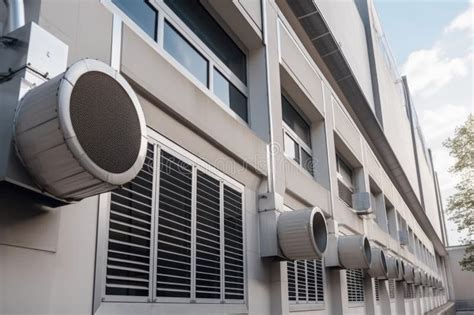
447,246,474,312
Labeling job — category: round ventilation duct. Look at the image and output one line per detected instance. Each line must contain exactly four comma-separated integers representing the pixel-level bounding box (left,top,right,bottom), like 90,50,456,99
14,59,147,201
404,264,415,283
277,207,327,260
386,255,400,280
421,271,428,286
338,235,372,269
397,260,405,281
367,247,388,279
414,268,422,285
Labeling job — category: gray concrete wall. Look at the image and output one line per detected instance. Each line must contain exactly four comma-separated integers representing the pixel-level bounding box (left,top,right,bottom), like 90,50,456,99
447,246,474,310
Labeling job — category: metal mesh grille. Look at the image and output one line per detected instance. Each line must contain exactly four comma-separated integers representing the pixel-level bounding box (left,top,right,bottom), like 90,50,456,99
288,259,324,304
70,71,142,174
347,269,364,302
338,180,353,207
105,142,154,297
224,185,244,300
156,150,193,298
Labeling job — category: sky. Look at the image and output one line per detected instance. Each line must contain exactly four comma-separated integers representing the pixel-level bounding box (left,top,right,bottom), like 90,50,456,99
375,0,473,246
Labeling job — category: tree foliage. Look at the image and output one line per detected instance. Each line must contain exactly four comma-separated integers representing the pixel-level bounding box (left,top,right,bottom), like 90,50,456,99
444,114,474,271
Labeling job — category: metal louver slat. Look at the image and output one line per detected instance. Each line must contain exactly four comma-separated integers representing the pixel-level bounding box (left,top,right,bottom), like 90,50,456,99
196,170,221,300
224,185,244,301
315,259,324,302
105,142,154,298
287,259,324,304
338,180,353,208
388,279,395,299
347,269,364,302
156,150,193,299
374,279,380,301
288,261,296,301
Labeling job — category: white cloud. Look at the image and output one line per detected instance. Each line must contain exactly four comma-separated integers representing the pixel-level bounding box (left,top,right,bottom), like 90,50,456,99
402,47,471,96
420,104,469,144
444,2,474,34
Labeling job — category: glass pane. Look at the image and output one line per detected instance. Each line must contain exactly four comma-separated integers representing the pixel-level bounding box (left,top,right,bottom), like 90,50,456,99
337,155,353,185
282,96,311,146
213,68,248,121
112,0,158,40
164,0,247,83
164,21,208,86
301,149,313,175
284,132,300,163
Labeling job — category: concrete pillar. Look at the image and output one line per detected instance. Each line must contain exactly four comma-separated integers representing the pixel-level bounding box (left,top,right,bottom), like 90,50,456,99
270,261,289,315
395,281,406,315
327,269,344,315
378,280,392,315
364,276,375,315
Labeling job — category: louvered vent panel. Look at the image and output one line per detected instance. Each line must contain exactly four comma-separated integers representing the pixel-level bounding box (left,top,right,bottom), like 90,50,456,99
156,150,193,298
288,261,296,301
315,259,324,302
388,279,395,299
297,260,307,301
347,269,364,302
224,185,244,300
307,260,316,302
338,180,353,207
105,143,154,297
195,171,221,299
374,279,380,301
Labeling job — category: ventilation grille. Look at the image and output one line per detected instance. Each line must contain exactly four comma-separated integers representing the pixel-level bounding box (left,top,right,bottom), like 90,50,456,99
403,283,415,299
105,142,154,297
224,185,244,300
388,279,395,299
338,180,353,208
156,150,193,298
346,269,364,302
288,259,324,304
374,279,380,301
103,142,244,303
70,71,142,174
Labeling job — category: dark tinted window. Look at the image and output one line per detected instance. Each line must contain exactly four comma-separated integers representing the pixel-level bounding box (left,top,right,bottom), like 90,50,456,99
164,21,208,86
282,96,311,146
164,0,246,84
213,68,247,121
112,0,158,40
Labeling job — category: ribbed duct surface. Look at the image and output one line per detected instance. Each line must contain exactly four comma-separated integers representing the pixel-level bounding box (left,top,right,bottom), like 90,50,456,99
338,235,372,269
404,264,415,283
14,59,147,201
414,268,422,285
368,247,388,279
386,255,399,280
277,207,328,260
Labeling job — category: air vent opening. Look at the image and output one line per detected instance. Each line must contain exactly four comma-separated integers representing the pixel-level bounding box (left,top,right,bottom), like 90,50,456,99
312,210,328,254
70,71,142,174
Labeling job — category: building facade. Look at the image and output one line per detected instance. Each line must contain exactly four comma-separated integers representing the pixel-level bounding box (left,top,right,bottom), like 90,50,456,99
0,0,454,314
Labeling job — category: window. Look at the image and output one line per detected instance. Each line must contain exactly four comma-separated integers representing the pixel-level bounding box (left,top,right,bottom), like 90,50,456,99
282,95,313,175
288,259,324,304
110,0,248,122
336,155,354,207
346,269,364,302
112,0,158,40
164,0,246,84
388,279,395,299
102,138,245,303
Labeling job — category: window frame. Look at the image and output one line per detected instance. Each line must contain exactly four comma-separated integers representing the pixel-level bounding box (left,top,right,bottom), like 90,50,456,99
94,128,247,309
281,94,313,176
336,154,354,192
103,0,249,124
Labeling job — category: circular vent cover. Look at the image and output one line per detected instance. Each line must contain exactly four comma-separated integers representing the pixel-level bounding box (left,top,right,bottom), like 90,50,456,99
14,59,147,201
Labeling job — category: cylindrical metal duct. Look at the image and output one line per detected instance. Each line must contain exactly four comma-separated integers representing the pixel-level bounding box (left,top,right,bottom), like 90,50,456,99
404,264,415,283
386,255,399,279
338,235,372,269
414,268,422,285
421,271,428,286
368,247,388,279
14,59,147,201
6,0,24,33
277,207,327,260
397,260,405,281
